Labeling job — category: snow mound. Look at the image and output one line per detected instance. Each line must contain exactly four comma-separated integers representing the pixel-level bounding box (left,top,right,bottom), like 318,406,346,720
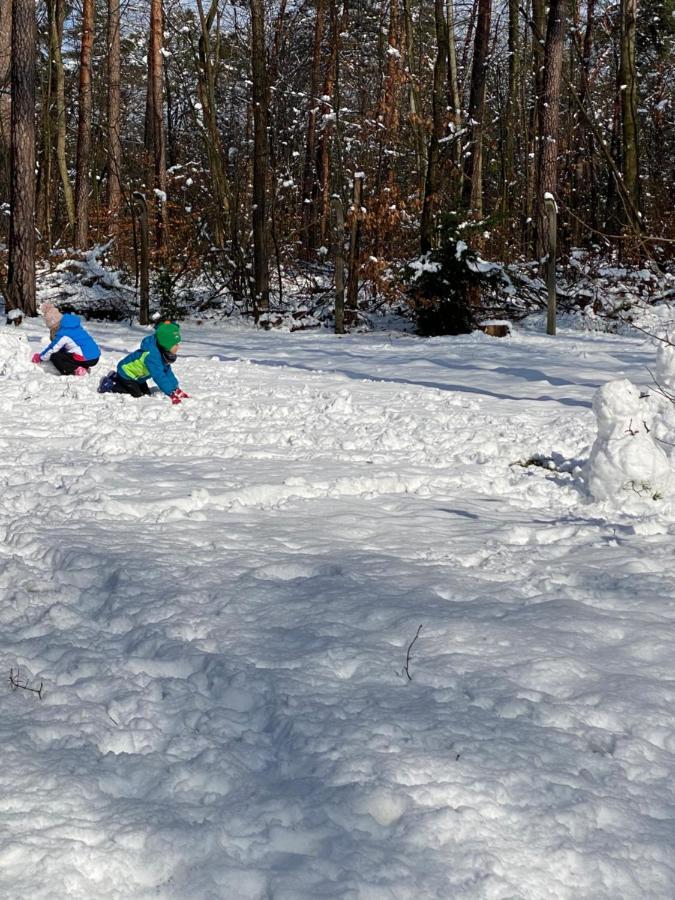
585,378,672,503
0,330,35,378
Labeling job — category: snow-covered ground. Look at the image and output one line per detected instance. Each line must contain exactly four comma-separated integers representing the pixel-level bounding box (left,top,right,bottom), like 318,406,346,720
2,314,675,899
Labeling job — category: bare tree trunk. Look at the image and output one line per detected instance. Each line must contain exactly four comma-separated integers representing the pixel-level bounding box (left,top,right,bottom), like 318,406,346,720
571,0,597,237
619,0,640,221
402,0,427,200
74,0,94,248
301,0,325,255
250,0,270,319
346,172,363,318
526,0,546,237
314,0,340,248
420,0,448,251
107,0,122,244
534,0,567,260
8,0,35,314
133,192,150,325
445,0,462,194
331,195,345,333
51,0,74,231
503,0,520,213
545,195,557,334
195,0,231,248
267,0,289,307
0,0,12,211
462,0,491,215
377,0,402,189
146,0,168,251
36,6,54,245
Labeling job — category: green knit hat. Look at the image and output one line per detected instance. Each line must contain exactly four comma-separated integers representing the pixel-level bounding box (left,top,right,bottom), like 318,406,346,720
156,321,181,350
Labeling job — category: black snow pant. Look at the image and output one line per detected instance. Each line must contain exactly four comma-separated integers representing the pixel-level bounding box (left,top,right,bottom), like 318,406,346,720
50,349,100,375
110,376,151,398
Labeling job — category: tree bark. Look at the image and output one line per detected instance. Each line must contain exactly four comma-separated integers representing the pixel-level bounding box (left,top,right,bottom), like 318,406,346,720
51,0,74,231
133,192,150,325
146,0,168,251
619,0,640,220
331,195,345,333
74,0,94,248
0,0,12,207
377,0,402,189
195,0,231,248
36,4,54,244
346,172,363,317
571,0,597,238
301,0,326,255
503,0,520,213
314,0,340,248
420,0,448,251
8,0,36,314
107,0,122,243
446,0,462,192
526,0,546,233
534,0,567,260
402,0,427,200
462,0,491,216
250,0,270,318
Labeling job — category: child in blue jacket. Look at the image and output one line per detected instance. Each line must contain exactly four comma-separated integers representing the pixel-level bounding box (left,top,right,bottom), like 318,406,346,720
98,321,189,404
32,304,100,375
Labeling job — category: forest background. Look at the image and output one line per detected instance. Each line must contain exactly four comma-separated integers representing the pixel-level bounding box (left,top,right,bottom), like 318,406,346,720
0,0,673,328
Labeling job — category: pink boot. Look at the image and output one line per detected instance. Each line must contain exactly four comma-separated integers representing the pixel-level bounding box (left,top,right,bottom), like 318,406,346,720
74,366,88,377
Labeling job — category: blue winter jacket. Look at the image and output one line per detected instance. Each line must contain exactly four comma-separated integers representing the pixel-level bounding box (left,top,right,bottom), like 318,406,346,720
117,334,178,396
40,313,100,362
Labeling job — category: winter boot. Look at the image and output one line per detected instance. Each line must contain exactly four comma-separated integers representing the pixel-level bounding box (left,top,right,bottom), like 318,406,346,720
98,371,118,394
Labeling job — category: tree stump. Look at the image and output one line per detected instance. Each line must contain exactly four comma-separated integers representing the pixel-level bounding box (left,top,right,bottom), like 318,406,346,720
478,321,511,338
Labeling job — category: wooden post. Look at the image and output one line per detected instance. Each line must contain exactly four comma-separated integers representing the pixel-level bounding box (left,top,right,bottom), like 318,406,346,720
133,191,150,325
545,193,557,336
331,194,345,334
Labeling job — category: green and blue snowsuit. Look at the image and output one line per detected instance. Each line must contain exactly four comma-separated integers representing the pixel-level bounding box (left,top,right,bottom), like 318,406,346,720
117,334,179,396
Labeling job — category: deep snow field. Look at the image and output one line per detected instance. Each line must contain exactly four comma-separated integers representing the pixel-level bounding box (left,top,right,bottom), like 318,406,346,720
1,312,675,899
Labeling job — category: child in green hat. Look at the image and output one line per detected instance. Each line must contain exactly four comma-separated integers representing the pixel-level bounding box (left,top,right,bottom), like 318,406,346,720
98,321,189,404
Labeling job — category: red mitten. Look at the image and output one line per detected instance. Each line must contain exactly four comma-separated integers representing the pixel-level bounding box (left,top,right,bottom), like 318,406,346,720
32,353,42,364
170,391,182,405
175,388,190,399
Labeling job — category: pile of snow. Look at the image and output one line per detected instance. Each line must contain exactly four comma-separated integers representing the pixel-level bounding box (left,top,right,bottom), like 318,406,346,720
585,379,672,504
0,330,36,379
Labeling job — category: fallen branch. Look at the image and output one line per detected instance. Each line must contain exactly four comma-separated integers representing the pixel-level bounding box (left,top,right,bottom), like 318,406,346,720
9,668,44,700
400,625,423,682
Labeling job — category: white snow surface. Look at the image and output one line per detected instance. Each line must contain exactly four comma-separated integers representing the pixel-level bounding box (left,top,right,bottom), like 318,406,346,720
2,317,675,899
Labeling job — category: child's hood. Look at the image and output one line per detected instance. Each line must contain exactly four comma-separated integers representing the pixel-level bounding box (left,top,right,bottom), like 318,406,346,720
140,334,160,353
59,313,83,331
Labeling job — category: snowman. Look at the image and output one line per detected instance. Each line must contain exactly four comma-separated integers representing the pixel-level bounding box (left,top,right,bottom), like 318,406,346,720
585,378,672,502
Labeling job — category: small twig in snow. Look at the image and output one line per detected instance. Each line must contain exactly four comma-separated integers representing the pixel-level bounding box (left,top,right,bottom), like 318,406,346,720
9,668,44,700
400,625,423,682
